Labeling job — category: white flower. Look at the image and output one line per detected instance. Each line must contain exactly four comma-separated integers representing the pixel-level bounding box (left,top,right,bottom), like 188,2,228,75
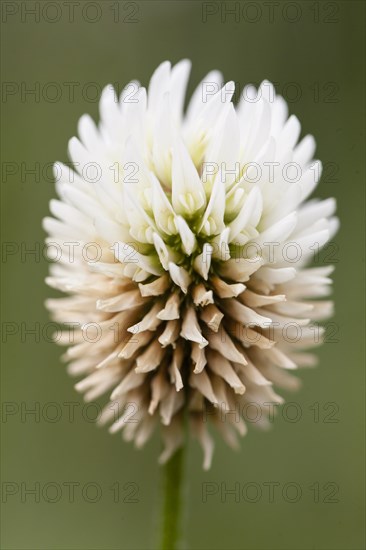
44,60,338,469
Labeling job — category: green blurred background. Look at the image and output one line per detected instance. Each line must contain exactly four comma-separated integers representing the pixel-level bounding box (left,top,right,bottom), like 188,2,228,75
1,1,365,548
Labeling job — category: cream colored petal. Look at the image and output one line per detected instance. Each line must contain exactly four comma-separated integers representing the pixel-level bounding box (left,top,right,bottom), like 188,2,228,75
192,284,214,306
118,331,153,359
110,369,146,400
181,307,208,348
169,343,184,391
200,304,224,332
138,275,170,297
160,387,184,425
218,256,263,283
254,267,297,286
234,359,272,386
97,289,147,312
261,346,297,370
128,302,163,333
211,276,246,298
113,242,163,276
207,350,245,395
96,345,125,369
221,298,272,329
158,320,180,348
149,369,170,415
240,289,286,308
135,340,165,373
157,292,181,320
206,328,247,365
191,416,214,471
259,364,301,391
191,343,207,374
189,370,218,405
135,415,157,449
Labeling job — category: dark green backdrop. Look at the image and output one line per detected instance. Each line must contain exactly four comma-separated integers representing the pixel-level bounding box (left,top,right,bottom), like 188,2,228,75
1,1,365,549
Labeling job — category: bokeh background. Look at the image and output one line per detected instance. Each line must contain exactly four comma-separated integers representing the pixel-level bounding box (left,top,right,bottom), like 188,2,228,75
1,1,365,549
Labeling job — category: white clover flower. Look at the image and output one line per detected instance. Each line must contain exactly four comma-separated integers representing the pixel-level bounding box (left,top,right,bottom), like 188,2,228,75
44,60,338,469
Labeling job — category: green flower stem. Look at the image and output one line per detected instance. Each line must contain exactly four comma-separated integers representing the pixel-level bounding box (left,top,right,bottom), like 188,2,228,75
161,447,185,550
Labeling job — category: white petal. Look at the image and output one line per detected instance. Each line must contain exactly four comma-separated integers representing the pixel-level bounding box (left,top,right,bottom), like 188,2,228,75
175,216,197,255
193,244,213,280
168,262,191,294
229,187,263,242
172,138,206,215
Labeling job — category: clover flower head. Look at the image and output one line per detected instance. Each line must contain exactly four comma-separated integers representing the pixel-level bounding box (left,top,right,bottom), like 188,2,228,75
44,60,338,469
